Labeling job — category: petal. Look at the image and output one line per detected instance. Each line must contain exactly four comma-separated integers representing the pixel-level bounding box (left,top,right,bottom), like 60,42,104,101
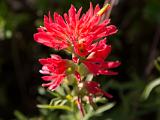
88,39,111,60
39,58,52,65
83,61,99,75
54,12,67,28
44,15,49,27
64,13,70,24
42,82,53,87
86,81,99,88
76,7,82,20
99,70,118,75
103,61,121,69
105,25,118,36
50,54,62,60
39,70,50,74
72,56,79,63
101,91,113,98
37,27,46,32
41,76,55,81
48,75,64,90
68,5,76,27
74,71,81,82
94,4,100,15
88,2,93,19
48,11,53,23
34,32,54,48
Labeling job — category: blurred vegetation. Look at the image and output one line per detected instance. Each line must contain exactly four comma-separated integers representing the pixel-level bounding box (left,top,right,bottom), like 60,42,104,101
0,0,160,120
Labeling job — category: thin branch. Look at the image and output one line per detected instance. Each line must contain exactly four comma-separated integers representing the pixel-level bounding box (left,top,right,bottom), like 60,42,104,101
144,25,160,77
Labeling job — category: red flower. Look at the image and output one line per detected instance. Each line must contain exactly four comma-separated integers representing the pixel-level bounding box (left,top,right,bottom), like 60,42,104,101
82,39,121,75
34,3,117,57
85,81,112,98
39,54,67,91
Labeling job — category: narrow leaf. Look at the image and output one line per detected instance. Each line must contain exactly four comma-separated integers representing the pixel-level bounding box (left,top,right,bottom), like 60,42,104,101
94,102,115,114
142,78,160,100
37,104,72,111
14,110,28,120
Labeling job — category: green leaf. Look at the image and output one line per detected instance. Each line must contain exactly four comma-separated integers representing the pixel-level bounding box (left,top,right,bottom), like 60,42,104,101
154,57,160,72
55,86,65,96
83,103,115,120
59,100,67,106
14,110,28,120
78,63,89,77
37,104,72,111
38,87,46,95
49,98,60,105
54,99,62,105
47,90,62,97
86,74,93,81
94,102,116,115
142,78,160,100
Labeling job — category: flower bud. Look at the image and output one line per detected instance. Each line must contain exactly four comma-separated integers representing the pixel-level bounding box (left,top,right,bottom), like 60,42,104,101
97,3,110,16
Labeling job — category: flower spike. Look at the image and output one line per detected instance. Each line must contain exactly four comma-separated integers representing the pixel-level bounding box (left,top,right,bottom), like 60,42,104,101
34,2,120,115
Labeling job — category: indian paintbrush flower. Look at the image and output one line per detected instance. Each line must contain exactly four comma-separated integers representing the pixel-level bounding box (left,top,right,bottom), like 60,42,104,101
39,54,67,91
34,2,120,116
82,38,120,75
34,3,117,57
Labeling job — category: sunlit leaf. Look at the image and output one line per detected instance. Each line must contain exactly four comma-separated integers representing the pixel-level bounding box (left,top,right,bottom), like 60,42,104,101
142,78,160,100
95,102,116,115
83,103,115,120
86,74,93,81
49,98,60,105
54,99,62,105
59,100,67,106
37,104,72,111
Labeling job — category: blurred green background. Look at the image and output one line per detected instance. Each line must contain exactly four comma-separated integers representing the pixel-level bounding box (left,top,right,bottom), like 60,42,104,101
0,0,160,120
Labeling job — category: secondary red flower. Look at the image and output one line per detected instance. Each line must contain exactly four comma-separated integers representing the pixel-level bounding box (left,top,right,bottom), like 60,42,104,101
39,54,67,91
82,38,121,75
34,3,117,57
85,81,112,98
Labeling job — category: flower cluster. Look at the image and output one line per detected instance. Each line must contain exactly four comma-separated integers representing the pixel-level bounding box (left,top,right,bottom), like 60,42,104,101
34,2,120,114
39,54,67,91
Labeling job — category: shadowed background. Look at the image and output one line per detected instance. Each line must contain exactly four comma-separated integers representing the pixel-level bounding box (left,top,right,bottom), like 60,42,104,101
0,0,160,119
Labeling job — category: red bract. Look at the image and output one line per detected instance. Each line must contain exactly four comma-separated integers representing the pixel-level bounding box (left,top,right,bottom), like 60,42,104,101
34,3,117,57
39,54,67,91
82,39,121,75
85,81,112,98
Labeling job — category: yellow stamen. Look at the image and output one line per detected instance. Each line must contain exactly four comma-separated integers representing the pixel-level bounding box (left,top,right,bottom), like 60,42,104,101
97,3,111,16
66,95,72,100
